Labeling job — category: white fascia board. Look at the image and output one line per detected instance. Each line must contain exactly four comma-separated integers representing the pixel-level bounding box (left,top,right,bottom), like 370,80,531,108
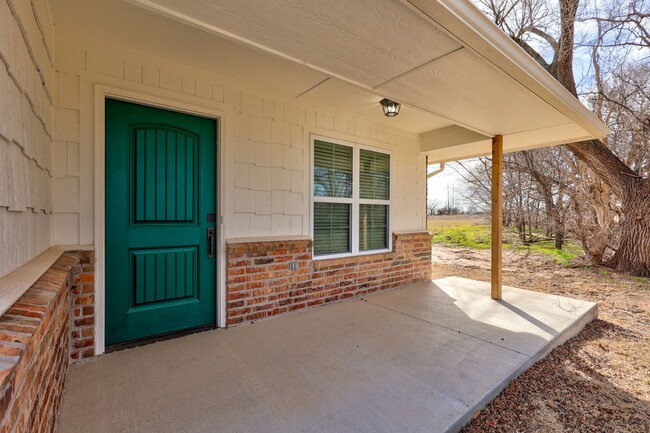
404,0,611,140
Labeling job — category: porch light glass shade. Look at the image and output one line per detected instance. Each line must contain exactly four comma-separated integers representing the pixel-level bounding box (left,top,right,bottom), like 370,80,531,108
379,98,401,117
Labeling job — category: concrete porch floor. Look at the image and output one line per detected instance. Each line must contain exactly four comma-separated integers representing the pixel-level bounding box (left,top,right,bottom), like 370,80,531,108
56,277,597,433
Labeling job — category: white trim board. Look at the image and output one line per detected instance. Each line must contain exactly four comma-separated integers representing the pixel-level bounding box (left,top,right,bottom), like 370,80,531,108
0,247,64,316
93,83,227,355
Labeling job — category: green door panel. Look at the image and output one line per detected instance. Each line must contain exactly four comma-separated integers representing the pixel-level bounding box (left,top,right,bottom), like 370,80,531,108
132,126,197,223
105,99,217,346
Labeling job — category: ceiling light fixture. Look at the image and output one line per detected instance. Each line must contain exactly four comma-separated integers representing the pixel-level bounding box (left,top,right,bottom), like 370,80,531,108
379,98,401,117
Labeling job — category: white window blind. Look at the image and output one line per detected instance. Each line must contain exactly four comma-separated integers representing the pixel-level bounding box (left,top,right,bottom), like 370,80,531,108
312,138,391,258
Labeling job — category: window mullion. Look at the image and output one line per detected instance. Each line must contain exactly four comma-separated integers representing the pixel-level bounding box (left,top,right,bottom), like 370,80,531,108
352,145,360,254
359,199,391,206
314,196,353,204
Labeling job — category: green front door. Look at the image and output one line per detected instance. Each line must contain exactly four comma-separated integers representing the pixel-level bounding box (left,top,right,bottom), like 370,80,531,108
105,98,217,346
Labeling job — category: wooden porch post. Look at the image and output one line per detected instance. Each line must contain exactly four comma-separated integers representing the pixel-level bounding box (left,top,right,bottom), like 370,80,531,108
491,135,503,300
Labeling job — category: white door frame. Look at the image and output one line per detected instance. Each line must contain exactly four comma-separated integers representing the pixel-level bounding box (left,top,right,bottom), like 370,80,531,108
93,84,227,355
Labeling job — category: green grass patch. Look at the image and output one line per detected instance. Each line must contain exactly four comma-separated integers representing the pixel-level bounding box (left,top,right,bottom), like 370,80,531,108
429,224,494,249
428,218,583,265
514,240,582,265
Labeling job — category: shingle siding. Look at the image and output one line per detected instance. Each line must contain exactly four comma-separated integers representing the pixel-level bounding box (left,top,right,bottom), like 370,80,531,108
0,0,56,278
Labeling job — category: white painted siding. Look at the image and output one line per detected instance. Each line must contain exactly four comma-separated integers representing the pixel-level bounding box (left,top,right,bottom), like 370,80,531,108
0,0,55,278
52,36,427,245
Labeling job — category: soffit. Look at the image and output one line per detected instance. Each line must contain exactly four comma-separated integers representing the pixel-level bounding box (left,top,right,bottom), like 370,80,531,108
52,0,454,134
295,79,452,133
125,0,593,139
377,49,569,135
52,0,326,99
53,0,608,158
129,0,463,88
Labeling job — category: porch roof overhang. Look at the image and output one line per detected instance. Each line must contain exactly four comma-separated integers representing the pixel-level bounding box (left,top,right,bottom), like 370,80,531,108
57,0,610,162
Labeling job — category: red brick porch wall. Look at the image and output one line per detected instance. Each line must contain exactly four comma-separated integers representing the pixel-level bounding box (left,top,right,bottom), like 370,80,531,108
0,253,76,432
226,231,432,326
69,251,96,362
0,250,96,432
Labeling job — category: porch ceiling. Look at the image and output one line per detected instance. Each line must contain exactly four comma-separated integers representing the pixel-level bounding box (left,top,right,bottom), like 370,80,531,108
53,0,610,162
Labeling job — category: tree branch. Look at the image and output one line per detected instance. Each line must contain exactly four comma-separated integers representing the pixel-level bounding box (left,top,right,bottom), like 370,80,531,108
521,25,559,51
510,36,552,71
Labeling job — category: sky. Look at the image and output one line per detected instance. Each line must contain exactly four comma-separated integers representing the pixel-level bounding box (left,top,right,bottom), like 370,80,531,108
427,163,465,208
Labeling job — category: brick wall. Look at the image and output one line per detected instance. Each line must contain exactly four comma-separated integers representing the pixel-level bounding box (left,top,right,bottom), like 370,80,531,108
69,251,95,362
226,231,432,325
0,253,77,433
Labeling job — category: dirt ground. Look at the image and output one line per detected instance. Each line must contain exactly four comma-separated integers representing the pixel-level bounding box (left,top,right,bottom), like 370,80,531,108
429,246,650,433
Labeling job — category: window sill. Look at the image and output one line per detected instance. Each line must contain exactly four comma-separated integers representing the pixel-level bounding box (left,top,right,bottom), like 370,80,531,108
313,248,392,261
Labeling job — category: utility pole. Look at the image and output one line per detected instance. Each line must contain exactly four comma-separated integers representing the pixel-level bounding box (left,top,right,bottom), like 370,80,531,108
446,184,450,215
446,184,455,215
452,185,455,213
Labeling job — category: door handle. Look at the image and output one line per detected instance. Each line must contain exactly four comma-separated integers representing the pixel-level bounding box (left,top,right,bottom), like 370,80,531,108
207,228,216,259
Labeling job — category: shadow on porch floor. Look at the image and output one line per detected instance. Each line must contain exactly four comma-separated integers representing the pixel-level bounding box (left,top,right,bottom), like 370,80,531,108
56,277,597,433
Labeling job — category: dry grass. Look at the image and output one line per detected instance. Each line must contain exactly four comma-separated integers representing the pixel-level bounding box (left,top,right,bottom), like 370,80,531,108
427,214,487,228
430,246,650,433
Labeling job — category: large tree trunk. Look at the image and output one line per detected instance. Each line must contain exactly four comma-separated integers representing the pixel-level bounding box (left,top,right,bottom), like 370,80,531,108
555,231,565,251
565,140,639,200
493,0,649,274
563,113,650,276
608,181,650,276
548,0,650,275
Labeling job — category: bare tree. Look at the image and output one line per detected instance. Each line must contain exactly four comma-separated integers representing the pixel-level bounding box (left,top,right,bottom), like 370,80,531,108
454,159,492,215
427,199,441,215
520,148,570,249
455,152,570,248
476,0,650,275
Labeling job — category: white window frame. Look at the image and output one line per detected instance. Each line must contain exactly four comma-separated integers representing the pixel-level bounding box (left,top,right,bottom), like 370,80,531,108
310,135,392,260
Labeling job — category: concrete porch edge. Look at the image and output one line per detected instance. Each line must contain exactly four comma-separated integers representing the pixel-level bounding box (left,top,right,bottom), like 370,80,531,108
445,290,598,433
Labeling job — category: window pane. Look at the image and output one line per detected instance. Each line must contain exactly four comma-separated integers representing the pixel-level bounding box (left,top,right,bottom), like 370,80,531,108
359,149,390,200
314,202,351,255
359,204,388,251
314,140,353,198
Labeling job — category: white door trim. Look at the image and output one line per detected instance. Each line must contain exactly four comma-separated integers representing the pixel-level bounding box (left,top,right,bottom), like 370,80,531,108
93,84,227,355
